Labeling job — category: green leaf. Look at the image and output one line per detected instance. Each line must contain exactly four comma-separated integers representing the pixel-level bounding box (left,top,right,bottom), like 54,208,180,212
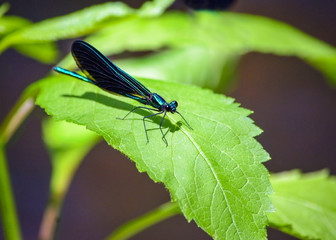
0,2,135,52
32,75,272,239
0,0,173,53
14,42,58,63
80,11,336,86
268,170,336,240
0,15,58,63
107,202,181,240
116,46,239,91
0,3,9,17
0,16,31,37
16,42,58,63
137,0,175,17
39,118,100,239
42,118,100,199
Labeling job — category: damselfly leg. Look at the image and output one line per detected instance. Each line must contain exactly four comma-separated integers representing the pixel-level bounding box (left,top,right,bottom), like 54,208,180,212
117,106,159,120
118,106,168,145
118,107,191,146
142,110,165,145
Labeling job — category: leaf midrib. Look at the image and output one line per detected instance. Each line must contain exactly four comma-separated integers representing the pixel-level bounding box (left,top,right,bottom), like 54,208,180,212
168,114,242,239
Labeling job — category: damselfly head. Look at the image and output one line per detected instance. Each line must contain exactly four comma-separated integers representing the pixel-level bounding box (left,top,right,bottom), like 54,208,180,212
166,101,178,113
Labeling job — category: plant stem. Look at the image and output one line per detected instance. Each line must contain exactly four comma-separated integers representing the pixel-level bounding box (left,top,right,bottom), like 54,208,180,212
0,85,37,144
106,202,181,240
0,143,22,240
0,85,38,240
38,197,62,240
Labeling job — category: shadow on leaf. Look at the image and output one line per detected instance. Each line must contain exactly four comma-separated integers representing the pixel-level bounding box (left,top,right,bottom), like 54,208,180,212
62,92,182,134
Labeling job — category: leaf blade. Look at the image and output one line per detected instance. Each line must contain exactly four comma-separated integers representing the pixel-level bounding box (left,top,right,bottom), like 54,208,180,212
82,11,336,86
42,118,101,197
0,0,174,53
33,75,272,239
268,170,336,240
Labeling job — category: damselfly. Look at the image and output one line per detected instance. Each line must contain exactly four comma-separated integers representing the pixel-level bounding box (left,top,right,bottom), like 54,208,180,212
53,40,192,146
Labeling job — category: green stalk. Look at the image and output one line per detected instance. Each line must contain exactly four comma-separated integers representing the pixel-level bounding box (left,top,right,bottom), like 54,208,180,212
38,197,62,240
0,143,22,240
0,84,38,240
106,202,181,240
0,85,37,144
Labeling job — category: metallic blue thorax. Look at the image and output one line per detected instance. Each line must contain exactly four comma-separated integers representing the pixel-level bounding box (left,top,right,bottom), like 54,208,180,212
151,94,167,109
149,94,177,113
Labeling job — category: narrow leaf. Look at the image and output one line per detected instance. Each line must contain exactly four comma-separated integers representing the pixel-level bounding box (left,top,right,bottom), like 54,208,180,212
138,0,175,17
32,75,273,239
0,16,31,37
268,170,336,240
38,119,100,239
82,11,336,86
0,15,57,63
0,3,9,17
107,202,180,240
14,42,58,63
0,0,173,53
0,2,135,52
116,46,239,91
42,118,101,198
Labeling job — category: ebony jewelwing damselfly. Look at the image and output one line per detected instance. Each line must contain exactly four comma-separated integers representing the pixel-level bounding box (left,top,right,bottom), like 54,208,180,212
53,40,192,146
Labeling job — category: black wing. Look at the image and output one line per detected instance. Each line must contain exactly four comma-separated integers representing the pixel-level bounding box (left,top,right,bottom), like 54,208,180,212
71,40,152,98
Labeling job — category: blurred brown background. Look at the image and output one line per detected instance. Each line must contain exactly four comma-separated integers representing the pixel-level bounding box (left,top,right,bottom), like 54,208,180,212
0,0,335,239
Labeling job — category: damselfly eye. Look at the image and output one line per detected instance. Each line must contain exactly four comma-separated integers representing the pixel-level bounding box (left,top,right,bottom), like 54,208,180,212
167,101,177,112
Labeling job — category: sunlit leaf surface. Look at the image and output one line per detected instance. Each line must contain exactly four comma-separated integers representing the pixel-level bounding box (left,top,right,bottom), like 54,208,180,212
269,170,336,240
33,75,273,239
